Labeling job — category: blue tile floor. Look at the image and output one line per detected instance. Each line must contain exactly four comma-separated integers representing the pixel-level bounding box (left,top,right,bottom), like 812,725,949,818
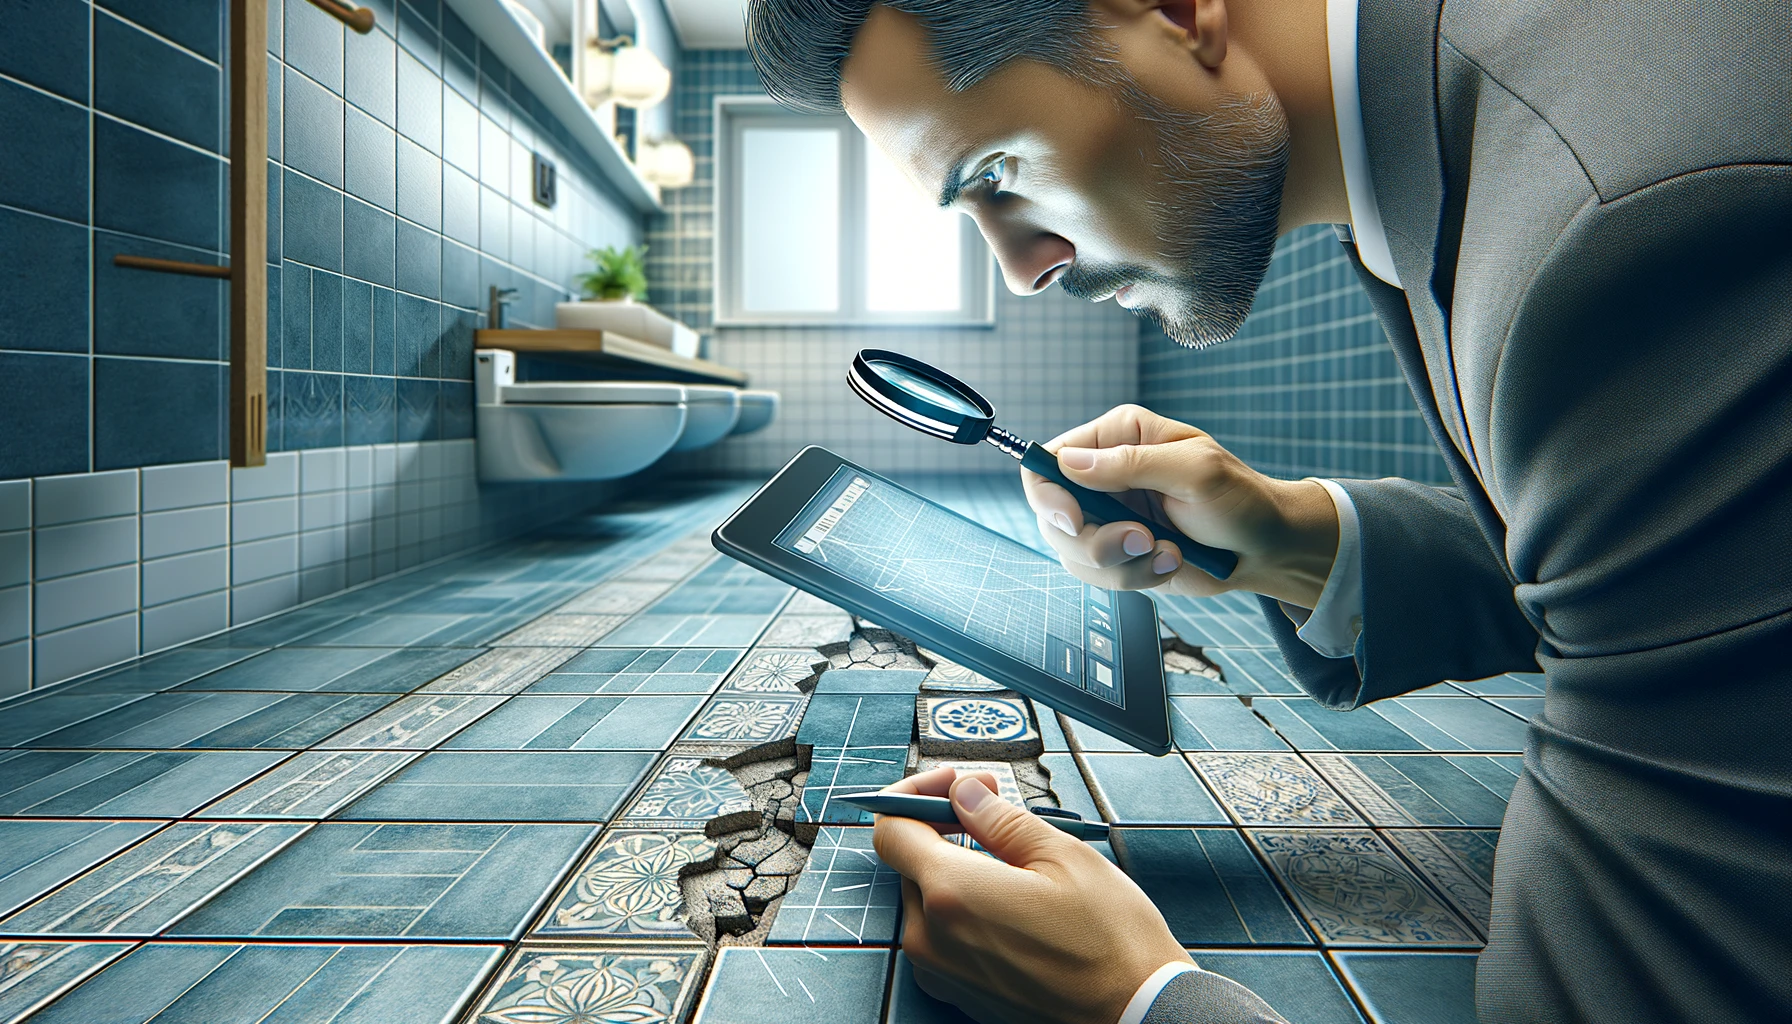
0,475,1523,1023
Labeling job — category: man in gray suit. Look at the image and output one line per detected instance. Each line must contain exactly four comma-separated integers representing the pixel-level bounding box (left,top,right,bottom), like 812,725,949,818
748,0,1790,1020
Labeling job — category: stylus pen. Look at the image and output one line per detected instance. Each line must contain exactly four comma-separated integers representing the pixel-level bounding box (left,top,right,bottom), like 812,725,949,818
836,792,1111,842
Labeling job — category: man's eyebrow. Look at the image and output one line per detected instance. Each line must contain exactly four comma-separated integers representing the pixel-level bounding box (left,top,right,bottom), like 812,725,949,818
937,156,970,208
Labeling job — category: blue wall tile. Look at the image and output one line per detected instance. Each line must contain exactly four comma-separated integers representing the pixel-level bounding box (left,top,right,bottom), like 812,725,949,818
441,5,475,61
281,261,311,370
265,162,283,263
442,166,479,246
395,221,441,300
282,0,343,92
283,170,343,272
311,271,343,372
343,198,396,287
0,0,91,102
344,108,397,212
395,137,442,231
282,371,345,450
93,232,225,361
396,294,438,377
94,118,221,252
283,67,344,189
265,262,283,369
395,49,442,152
397,379,439,441
440,381,473,439
94,12,220,153
0,206,89,355
100,0,221,63
94,358,223,470
0,353,89,479
0,81,90,224
345,375,396,444
344,26,396,127
397,1,442,73
372,286,398,376
341,280,374,375
442,242,479,311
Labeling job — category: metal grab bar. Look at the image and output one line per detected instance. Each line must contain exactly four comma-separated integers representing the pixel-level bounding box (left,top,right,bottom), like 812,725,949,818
113,254,233,279
303,0,375,34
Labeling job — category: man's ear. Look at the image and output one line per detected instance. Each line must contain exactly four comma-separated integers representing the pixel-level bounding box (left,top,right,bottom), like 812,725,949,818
1091,0,1229,69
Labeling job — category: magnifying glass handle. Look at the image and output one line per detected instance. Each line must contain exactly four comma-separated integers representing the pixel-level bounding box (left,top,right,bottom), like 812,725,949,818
1019,443,1239,581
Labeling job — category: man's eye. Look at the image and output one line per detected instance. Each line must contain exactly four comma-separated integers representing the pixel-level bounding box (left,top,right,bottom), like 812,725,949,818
978,157,1011,193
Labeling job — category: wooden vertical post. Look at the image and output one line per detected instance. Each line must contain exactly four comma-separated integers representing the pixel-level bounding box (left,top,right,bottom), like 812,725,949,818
229,0,268,468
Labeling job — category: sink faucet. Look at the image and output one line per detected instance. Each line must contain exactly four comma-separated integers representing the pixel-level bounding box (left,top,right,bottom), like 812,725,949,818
488,286,519,329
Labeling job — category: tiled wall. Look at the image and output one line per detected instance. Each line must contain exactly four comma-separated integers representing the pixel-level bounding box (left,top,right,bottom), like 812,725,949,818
644,51,1140,478
0,441,614,694
0,0,647,692
1139,226,1451,483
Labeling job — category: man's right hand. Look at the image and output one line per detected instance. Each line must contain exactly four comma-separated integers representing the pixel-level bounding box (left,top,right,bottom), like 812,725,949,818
1020,405,1341,610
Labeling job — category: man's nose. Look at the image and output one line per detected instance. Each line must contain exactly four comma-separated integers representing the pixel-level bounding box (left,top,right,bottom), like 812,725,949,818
975,215,1074,296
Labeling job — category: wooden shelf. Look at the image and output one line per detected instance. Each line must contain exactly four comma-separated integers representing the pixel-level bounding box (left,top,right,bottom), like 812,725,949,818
477,329,749,386
442,0,662,214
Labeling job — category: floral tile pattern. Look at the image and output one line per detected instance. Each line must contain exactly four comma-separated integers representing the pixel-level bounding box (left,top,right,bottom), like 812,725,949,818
316,694,506,749
619,757,755,829
537,830,716,938
720,649,828,693
1188,753,1362,826
1306,754,1519,827
1382,830,1493,936
1248,830,1480,946
917,695,1039,759
759,614,855,648
682,695,807,744
473,948,708,1024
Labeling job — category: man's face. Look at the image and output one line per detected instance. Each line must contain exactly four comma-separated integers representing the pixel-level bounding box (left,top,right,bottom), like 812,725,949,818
840,3,1289,346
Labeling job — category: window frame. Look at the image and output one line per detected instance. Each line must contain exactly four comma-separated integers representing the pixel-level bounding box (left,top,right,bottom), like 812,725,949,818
714,96,995,328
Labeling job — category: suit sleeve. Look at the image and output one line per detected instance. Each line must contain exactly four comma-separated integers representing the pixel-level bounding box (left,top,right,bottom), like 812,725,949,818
1257,477,1541,709
1138,968,1290,1024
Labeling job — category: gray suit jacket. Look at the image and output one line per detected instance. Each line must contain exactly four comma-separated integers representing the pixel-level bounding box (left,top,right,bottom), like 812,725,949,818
1153,0,1792,1021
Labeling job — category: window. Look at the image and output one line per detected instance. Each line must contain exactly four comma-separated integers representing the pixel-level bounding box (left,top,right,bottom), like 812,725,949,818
717,100,994,326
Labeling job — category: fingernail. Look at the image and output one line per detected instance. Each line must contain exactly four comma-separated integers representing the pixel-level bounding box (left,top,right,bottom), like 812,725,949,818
1051,511,1076,537
956,777,992,813
1123,531,1152,557
1152,550,1178,574
1059,448,1095,471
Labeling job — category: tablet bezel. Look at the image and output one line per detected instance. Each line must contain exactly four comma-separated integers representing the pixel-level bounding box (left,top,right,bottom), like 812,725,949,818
713,446,1173,756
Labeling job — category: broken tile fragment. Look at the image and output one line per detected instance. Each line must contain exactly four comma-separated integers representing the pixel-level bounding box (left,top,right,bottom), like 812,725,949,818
707,890,752,935
720,649,828,694
916,696,1042,759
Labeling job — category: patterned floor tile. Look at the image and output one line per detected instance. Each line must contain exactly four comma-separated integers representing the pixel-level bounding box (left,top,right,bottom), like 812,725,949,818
1331,952,1480,1024
684,694,808,745
0,749,287,817
559,579,680,615
1448,672,1546,697
533,648,745,694
0,821,308,936
1380,831,1494,936
1111,828,1310,945
760,614,856,648
617,756,756,830
51,647,265,694
1166,698,1292,751
914,760,1023,803
26,942,503,1024
1206,648,1307,695
316,693,506,748
22,692,400,749
1248,830,1480,946
0,941,134,1023
796,693,914,748
419,647,581,694
1188,753,1363,826
1079,754,1228,825
338,751,655,821
918,653,1007,693
535,829,715,938
692,946,890,1024
169,822,595,940
196,750,419,818
446,695,708,750
719,649,829,694
0,822,160,917
916,696,1041,759
766,827,902,945
1188,950,1367,1023
170,647,478,692
471,947,708,1024
493,614,630,647
799,747,910,826
1306,755,1520,827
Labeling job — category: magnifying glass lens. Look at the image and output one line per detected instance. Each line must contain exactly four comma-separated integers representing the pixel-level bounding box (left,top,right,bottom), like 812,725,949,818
867,360,986,418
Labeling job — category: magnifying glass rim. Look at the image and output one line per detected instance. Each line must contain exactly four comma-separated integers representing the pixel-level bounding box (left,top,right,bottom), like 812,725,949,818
849,349,994,445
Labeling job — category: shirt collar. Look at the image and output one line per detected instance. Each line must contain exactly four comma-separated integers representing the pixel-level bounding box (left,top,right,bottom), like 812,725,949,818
1326,0,1403,288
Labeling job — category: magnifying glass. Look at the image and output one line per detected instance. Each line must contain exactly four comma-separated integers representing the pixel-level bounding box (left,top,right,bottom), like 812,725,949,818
848,349,1238,581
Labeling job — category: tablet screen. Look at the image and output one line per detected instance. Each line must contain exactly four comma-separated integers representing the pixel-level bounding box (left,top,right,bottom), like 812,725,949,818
774,467,1126,708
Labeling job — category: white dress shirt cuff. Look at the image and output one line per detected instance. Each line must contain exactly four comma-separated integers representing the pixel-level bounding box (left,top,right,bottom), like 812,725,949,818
1116,961,1198,1024
1281,479,1363,659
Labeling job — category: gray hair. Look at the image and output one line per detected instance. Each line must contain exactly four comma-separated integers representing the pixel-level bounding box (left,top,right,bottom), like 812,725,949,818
747,0,1119,114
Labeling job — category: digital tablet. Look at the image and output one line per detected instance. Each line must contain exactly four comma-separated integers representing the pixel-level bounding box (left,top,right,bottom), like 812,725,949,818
713,446,1172,756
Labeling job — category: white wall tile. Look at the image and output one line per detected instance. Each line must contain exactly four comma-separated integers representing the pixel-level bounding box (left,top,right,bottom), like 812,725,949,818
0,481,30,532
34,517,140,581
142,548,230,608
347,446,374,489
231,573,300,624
300,563,347,602
232,497,299,544
35,564,139,634
34,613,137,686
142,506,229,560
142,462,229,512
0,532,28,589
141,591,229,653
232,535,299,586
231,451,299,501
0,640,28,698
0,586,28,645
373,445,398,486
300,491,347,532
34,470,138,527
300,526,348,569
301,449,347,492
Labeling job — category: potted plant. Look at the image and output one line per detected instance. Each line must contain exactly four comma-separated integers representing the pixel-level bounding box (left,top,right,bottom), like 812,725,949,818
576,244,649,303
